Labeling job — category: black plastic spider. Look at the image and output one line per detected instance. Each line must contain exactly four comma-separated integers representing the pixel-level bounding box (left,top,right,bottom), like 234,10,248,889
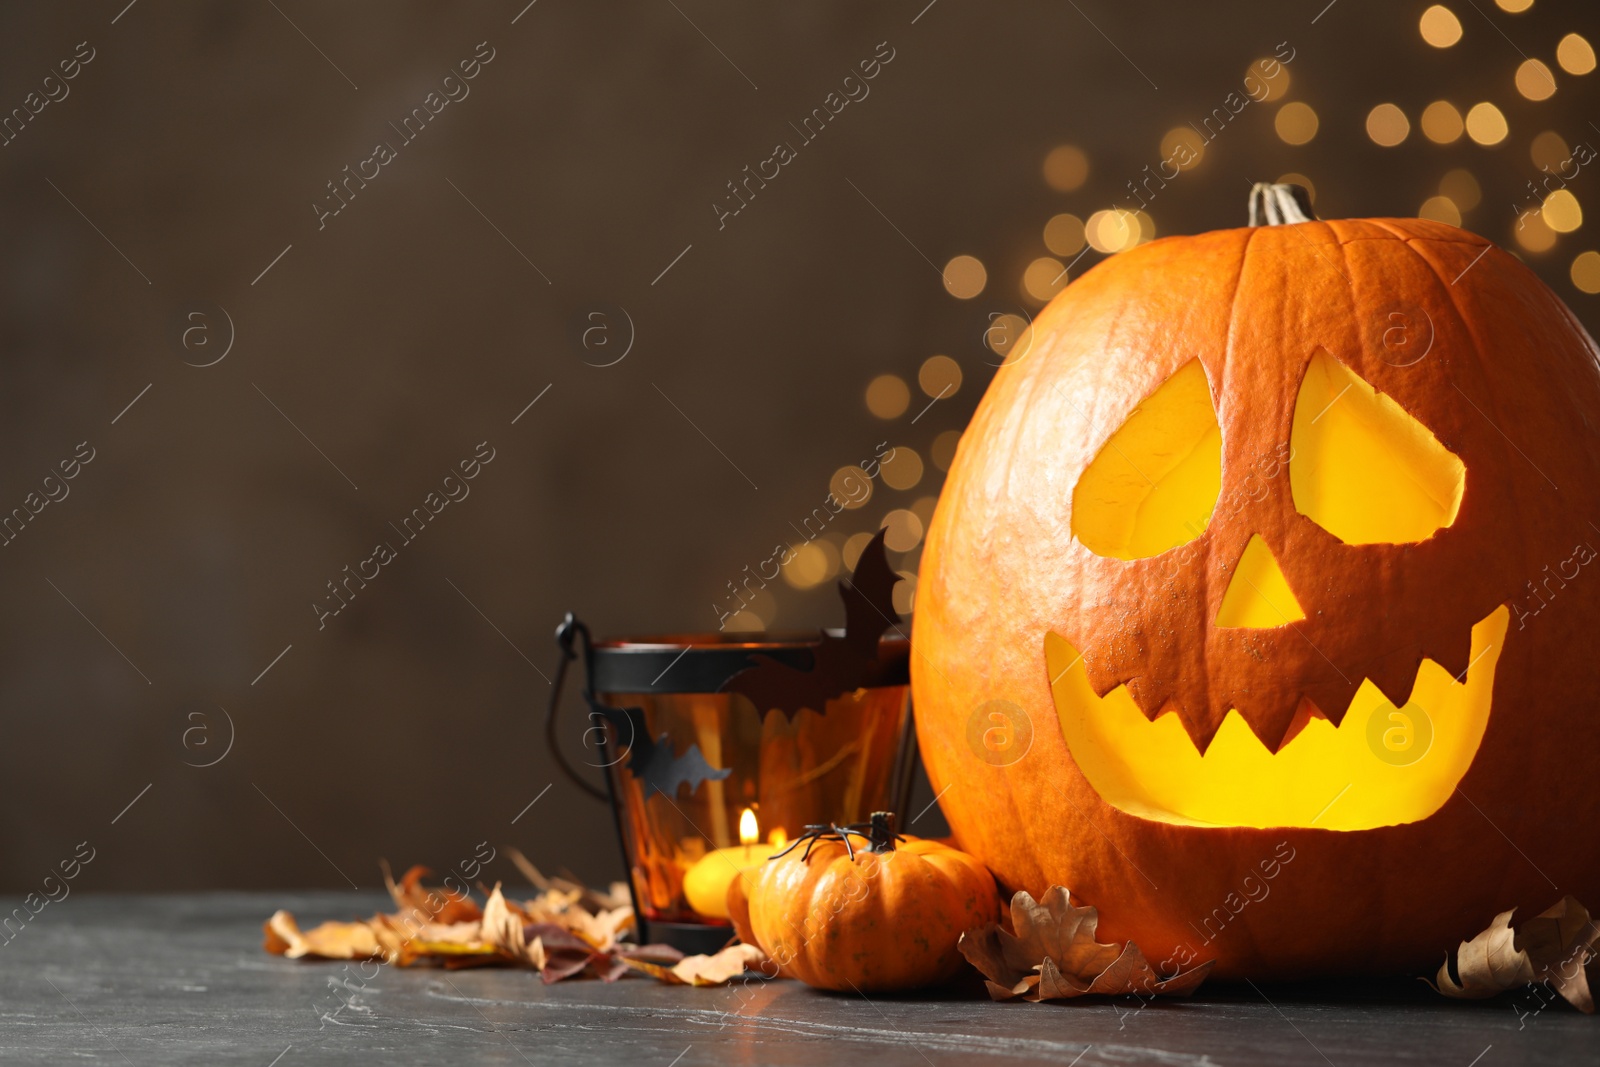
767,811,903,861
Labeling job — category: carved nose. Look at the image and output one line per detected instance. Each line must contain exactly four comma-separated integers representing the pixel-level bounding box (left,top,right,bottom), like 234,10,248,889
1216,535,1305,629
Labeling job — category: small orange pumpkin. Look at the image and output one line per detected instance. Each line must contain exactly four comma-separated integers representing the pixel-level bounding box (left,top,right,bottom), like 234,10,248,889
744,812,999,992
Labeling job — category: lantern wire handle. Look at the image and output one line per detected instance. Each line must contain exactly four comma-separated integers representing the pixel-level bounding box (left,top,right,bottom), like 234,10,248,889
547,613,612,802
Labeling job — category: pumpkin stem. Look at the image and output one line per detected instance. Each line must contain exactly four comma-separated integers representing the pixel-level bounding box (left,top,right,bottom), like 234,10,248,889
1247,182,1317,226
868,811,898,853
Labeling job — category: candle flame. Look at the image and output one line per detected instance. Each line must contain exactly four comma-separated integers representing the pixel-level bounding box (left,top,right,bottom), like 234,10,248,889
768,826,787,849
739,807,759,847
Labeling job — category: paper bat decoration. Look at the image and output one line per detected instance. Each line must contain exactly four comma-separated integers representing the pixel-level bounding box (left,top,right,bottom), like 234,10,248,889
585,694,731,800
722,528,903,721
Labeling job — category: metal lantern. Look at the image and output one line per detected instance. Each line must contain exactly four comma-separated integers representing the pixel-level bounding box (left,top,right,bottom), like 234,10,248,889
546,615,916,954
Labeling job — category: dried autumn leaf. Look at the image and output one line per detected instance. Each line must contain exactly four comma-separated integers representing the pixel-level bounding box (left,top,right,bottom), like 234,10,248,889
959,886,1214,1003
1430,896,1600,1013
268,856,771,989
263,910,383,961
622,943,766,986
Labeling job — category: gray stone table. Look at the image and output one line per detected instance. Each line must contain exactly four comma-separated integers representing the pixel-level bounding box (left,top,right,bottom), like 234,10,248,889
0,893,1594,1066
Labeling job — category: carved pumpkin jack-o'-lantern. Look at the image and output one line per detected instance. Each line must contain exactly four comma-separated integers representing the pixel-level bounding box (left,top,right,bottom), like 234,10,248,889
914,185,1600,979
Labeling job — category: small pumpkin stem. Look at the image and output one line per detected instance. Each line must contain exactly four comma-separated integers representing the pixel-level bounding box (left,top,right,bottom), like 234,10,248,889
868,811,898,853
1247,182,1317,226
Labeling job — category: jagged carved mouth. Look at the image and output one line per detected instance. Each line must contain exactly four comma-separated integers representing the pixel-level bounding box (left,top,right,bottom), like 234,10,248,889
1044,606,1509,830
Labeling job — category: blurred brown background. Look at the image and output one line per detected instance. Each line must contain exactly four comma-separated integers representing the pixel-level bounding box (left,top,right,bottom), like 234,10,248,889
0,0,1596,891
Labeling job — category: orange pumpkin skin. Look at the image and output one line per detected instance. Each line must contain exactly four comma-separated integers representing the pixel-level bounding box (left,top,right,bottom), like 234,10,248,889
746,832,999,992
914,214,1600,979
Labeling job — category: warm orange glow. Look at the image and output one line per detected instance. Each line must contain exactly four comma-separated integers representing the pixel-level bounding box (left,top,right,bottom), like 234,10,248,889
1573,250,1600,294
1557,33,1596,75
1516,58,1557,101
1421,101,1464,144
1465,102,1508,146
1216,536,1305,629
1043,213,1086,256
767,826,787,849
1543,189,1583,233
1291,350,1465,545
943,255,987,299
1046,607,1509,830
739,807,759,846
1042,145,1089,192
1275,102,1319,145
1366,103,1410,146
1072,360,1221,560
1420,195,1461,227
1419,5,1463,47
866,374,910,419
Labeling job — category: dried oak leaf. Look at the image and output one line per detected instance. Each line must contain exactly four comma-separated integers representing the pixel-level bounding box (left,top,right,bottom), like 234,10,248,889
959,886,1213,1003
1429,896,1600,1013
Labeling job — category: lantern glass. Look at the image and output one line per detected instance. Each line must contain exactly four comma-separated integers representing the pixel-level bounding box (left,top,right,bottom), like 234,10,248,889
585,633,915,946
602,685,911,924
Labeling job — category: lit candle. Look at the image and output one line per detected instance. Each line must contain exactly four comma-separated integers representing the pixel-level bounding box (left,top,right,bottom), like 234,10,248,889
682,808,768,920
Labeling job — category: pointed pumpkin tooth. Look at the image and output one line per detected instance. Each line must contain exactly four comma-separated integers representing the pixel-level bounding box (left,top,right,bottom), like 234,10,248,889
1221,692,1301,755
1426,624,1472,683
1183,699,1232,756
1124,675,1171,722
1366,654,1422,711
1302,675,1364,728
1276,697,1329,752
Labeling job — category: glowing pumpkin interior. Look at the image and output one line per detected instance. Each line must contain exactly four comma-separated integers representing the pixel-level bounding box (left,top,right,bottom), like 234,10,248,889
1057,350,1486,830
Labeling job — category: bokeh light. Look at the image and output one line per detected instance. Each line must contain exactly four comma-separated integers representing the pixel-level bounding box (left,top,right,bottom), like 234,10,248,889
1419,5,1463,47
1516,59,1557,101
1571,251,1600,293
880,446,924,491
911,495,939,532
722,609,764,632
985,313,1032,363
931,429,962,472
1440,168,1481,211
1420,196,1461,227
1086,209,1149,252
1531,130,1570,169
1275,102,1319,145
1515,208,1558,253
892,570,917,616
1276,172,1316,202
782,540,840,590
1366,104,1410,147
1465,103,1508,146
918,355,962,398
1421,101,1464,144
1022,256,1068,303
942,255,987,299
1042,145,1089,192
1043,213,1086,256
1557,33,1596,75
1249,57,1291,101
1543,189,1583,233
882,509,923,553
865,374,909,419
830,464,873,510
842,531,874,571
1160,126,1207,170
1494,0,1532,12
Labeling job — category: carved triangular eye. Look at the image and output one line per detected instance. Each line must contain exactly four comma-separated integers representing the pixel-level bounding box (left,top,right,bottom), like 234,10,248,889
1291,350,1465,545
1072,359,1222,559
